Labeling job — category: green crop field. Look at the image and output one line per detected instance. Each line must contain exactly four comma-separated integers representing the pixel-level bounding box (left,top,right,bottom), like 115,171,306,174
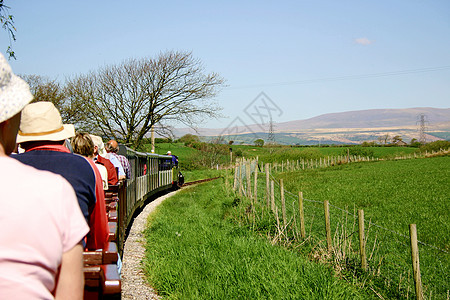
258,156,449,299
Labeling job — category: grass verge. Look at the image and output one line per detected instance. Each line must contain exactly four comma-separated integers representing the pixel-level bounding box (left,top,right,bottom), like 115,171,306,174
143,180,371,299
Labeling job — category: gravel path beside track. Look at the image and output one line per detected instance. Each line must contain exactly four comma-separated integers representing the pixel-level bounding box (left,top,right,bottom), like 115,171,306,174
121,189,180,299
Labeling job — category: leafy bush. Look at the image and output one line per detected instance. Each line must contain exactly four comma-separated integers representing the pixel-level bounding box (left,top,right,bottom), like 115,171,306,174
361,141,378,147
177,134,200,146
234,149,243,157
254,139,264,147
420,140,450,153
155,137,172,143
187,142,230,169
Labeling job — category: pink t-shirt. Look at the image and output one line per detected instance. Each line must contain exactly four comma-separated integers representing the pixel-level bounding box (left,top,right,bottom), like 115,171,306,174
0,157,89,299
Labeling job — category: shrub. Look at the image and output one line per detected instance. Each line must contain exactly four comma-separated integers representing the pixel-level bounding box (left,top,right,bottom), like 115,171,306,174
187,142,229,169
155,137,172,143
178,134,200,146
420,140,450,153
254,139,264,147
234,149,243,157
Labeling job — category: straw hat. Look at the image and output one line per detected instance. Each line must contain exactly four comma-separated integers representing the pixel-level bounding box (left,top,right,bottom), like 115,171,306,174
0,53,34,123
16,102,75,143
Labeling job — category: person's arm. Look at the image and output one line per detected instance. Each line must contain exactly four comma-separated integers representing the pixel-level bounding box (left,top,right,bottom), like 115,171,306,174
54,242,84,300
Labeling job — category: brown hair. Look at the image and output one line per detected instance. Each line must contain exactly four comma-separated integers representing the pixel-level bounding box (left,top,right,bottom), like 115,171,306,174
71,132,94,157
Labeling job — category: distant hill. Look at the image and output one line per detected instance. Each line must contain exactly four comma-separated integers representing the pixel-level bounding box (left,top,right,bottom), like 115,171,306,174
275,107,450,131
172,107,450,145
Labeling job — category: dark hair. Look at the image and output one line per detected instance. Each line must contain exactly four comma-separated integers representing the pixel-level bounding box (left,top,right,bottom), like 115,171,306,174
71,132,94,157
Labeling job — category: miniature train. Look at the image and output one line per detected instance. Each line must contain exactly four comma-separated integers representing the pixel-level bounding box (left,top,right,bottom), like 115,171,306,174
84,145,182,299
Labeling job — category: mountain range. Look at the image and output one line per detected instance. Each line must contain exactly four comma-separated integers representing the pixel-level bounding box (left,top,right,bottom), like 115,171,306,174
173,107,450,145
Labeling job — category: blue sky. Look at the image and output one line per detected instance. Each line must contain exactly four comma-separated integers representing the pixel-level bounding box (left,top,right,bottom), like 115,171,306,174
5,0,450,128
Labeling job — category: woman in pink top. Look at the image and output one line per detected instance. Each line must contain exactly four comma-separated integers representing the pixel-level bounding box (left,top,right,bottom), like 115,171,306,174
0,53,89,299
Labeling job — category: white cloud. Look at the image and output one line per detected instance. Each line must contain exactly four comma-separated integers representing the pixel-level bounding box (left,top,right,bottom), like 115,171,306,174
355,37,374,45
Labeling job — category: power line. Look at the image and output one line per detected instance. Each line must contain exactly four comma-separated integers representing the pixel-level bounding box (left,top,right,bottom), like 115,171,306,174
226,65,450,90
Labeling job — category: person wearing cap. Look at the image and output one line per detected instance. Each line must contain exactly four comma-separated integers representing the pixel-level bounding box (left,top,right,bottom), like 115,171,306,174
106,139,131,179
14,102,109,251
167,150,178,166
0,53,89,298
90,134,119,185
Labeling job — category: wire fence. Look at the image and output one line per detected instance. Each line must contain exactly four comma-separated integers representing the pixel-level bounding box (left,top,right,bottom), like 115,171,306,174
230,156,449,300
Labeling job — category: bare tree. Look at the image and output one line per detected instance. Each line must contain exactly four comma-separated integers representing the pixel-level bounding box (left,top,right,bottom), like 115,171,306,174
21,75,65,106
21,74,95,132
377,133,390,145
66,51,224,149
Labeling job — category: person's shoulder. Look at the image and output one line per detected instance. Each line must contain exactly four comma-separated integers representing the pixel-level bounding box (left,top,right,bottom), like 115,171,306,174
3,156,72,188
16,150,86,163
33,151,95,176
98,155,114,166
54,152,95,171
118,153,129,161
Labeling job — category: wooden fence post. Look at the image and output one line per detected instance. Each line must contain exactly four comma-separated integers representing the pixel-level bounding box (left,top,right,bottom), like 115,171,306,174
239,162,244,197
280,179,286,228
270,180,275,212
358,209,367,271
254,163,258,202
246,160,252,200
233,166,239,191
324,200,332,252
265,163,270,208
299,191,306,238
409,224,424,300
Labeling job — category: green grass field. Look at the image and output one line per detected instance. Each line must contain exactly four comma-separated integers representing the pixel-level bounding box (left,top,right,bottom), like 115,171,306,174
139,142,448,298
142,181,372,299
257,156,449,299
229,144,419,163
145,142,420,171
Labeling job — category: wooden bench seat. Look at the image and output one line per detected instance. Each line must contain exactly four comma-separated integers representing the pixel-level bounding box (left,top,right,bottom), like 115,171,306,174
108,210,117,222
108,222,117,241
83,242,118,265
84,265,121,299
84,242,120,299
106,201,117,212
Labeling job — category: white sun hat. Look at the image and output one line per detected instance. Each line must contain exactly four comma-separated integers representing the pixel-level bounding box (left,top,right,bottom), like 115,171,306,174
16,101,75,143
0,53,34,123
89,134,107,156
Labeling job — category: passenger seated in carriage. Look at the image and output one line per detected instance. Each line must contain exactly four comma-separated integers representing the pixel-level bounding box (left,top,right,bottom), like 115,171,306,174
15,102,109,251
0,53,88,298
